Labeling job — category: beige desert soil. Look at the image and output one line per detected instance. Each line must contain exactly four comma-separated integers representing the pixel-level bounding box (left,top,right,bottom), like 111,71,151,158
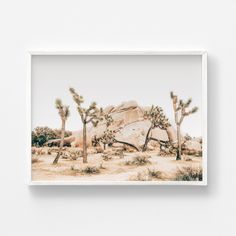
32,151,202,182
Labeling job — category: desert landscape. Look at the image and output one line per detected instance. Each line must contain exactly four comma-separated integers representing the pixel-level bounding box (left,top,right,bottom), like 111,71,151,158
31,92,203,183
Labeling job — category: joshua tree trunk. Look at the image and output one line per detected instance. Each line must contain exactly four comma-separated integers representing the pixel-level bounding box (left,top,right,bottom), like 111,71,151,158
82,122,87,163
166,126,175,144
176,124,181,160
142,125,152,152
53,119,65,164
114,139,139,152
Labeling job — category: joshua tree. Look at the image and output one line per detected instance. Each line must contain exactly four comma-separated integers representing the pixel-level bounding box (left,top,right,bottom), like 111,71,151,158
94,113,139,151
53,99,70,164
99,114,115,150
69,88,103,163
142,106,170,152
170,91,198,160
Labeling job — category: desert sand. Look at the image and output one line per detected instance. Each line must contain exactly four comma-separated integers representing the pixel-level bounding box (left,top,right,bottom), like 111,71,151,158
32,149,202,182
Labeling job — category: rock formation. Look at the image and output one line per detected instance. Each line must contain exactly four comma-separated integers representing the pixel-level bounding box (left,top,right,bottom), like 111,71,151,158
69,101,176,148
48,101,202,155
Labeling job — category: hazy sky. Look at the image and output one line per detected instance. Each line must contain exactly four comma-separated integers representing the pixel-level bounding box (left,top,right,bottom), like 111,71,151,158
32,55,202,137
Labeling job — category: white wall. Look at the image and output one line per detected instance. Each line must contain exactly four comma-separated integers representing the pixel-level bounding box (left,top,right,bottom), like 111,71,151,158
0,0,235,235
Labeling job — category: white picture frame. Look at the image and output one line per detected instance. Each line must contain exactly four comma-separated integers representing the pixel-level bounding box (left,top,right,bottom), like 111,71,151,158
28,51,207,186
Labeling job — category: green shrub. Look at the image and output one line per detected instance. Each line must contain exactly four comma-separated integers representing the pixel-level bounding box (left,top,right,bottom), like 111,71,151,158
32,126,72,147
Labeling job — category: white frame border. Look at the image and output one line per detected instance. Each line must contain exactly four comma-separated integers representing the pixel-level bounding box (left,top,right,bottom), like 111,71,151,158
28,51,207,186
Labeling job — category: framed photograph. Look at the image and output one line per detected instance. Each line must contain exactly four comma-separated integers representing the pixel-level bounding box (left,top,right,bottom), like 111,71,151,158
28,51,207,185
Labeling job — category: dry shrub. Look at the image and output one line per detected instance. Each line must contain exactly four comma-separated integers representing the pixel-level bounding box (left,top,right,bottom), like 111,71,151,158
102,149,124,160
50,147,59,153
32,157,40,164
61,150,81,160
185,157,192,161
116,149,124,159
175,166,202,181
99,162,106,169
131,172,150,181
96,147,104,153
129,168,164,181
125,154,151,166
61,152,70,159
147,168,163,179
82,166,100,174
70,165,101,175
102,153,112,161
47,149,52,155
124,146,136,153
70,165,76,171
67,150,81,160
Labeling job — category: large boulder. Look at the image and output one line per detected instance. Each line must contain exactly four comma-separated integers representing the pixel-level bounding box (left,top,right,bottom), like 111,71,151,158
70,101,174,148
109,101,144,127
64,101,201,154
115,120,172,148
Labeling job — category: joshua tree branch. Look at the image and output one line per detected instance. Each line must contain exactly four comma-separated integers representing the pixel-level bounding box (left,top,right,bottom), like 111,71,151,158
86,117,94,124
114,139,139,152
179,115,185,125
149,137,170,146
142,125,153,152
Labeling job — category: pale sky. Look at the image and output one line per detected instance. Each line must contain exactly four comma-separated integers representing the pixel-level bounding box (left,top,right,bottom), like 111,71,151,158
32,55,202,137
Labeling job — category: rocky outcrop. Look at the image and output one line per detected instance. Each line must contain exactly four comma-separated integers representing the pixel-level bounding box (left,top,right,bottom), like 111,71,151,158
115,120,175,148
106,101,144,128
70,101,176,149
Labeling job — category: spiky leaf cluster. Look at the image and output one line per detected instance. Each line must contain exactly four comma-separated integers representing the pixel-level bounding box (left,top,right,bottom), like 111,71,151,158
69,88,103,126
144,105,170,130
100,130,116,146
94,113,116,146
55,99,70,121
104,114,113,127
170,91,198,125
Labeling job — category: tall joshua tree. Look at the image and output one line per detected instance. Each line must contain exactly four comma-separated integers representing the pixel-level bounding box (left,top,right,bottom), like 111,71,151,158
170,91,198,160
69,88,103,163
142,106,170,152
53,99,70,164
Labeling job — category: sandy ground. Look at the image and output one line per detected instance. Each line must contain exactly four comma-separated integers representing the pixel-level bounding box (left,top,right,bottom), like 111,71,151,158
32,150,202,182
